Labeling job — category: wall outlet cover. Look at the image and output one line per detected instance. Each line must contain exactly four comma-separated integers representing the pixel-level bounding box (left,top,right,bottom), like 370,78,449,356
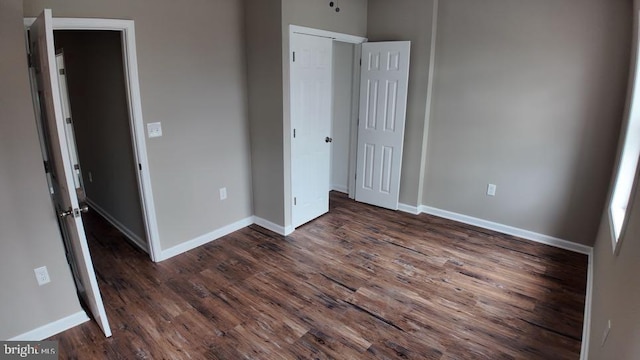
34,266,51,286
147,122,162,138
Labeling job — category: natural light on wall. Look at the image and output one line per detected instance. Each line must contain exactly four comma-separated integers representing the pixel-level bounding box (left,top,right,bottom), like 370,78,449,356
609,19,640,252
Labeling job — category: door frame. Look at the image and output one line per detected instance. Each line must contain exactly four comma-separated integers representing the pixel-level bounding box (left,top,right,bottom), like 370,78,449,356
286,25,366,232
24,17,162,262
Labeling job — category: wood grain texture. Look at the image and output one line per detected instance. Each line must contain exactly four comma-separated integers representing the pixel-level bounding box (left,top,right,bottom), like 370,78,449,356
49,192,587,359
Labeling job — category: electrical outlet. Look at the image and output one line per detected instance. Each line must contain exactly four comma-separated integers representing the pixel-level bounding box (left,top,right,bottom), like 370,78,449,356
147,122,162,138
601,320,612,347
219,187,227,200
487,183,497,196
34,266,50,286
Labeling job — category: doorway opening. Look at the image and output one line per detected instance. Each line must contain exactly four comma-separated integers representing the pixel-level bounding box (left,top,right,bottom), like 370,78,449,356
330,40,361,199
53,30,148,252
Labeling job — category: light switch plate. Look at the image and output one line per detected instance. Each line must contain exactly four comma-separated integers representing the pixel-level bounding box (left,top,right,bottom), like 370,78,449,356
147,122,162,138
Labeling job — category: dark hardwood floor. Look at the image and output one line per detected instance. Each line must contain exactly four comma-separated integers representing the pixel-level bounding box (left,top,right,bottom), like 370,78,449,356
50,192,588,359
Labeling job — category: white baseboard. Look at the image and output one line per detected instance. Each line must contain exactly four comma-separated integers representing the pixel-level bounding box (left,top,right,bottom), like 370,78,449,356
398,202,420,215
331,184,348,194
580,248,594,360
86,198,148,253
8,311,89,341
253,216,294,236
419,205,593,255
158,217,254,261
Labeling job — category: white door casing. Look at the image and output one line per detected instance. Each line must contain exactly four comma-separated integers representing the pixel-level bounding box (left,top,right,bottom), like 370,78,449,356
355,41,411,210
290,33,333,228
31,9,112,337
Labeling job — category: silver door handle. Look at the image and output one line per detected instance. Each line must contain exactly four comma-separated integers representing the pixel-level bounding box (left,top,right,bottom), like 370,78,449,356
325,137,333,143
59,204,89,218
59,207,74,218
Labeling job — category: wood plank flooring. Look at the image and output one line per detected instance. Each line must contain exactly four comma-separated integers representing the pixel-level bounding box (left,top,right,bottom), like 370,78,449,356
49,192,588,359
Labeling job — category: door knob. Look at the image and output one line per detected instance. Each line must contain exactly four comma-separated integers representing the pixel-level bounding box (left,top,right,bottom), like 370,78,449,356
325,137,333,143
79,203,89,213
59,207,74,218
59,204,89,218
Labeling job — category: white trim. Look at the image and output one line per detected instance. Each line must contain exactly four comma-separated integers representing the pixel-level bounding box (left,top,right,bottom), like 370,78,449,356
24,17,162,263
284,225,294,236
417,0,439,204
331,184,349,194
8,311,89,341
347,43,362,200
253,216,294,236
253,216,286,235
290,25,367,44
580,249,594,360
158,217,254,261
419,205,593,255
85,198,148,253
398,202,420,215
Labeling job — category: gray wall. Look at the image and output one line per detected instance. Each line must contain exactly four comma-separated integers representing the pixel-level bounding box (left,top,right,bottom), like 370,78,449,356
245,0,284,226
367,0,437,207
331,41,355,193
25,0,254,250
423,0,631,245
0,0,83,339
54,30,146,243
281,0,368,227
588,0,640,358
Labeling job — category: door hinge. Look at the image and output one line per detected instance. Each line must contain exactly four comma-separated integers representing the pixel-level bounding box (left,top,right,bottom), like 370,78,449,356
59,68,65,75
294,197,297,206
27,53,33,68
138,163,142,171
66,117,72,124
355,173,357,181
43,160,50,174
73,164,80,170
293,128,296,138
293,51,296,62
359,58,362,66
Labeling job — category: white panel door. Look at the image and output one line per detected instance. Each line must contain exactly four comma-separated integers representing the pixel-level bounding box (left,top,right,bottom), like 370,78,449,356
291,33,333,228
31,9,112,337
355,41,411,210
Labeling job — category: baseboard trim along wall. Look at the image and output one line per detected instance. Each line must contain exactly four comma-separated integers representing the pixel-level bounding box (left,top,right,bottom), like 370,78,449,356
398,203,420,215
253,216,294,236
86,198,148,253
398,203,593,255
8,311,89,341
580,249,595,360
158,217,254,261
253,216,286,235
